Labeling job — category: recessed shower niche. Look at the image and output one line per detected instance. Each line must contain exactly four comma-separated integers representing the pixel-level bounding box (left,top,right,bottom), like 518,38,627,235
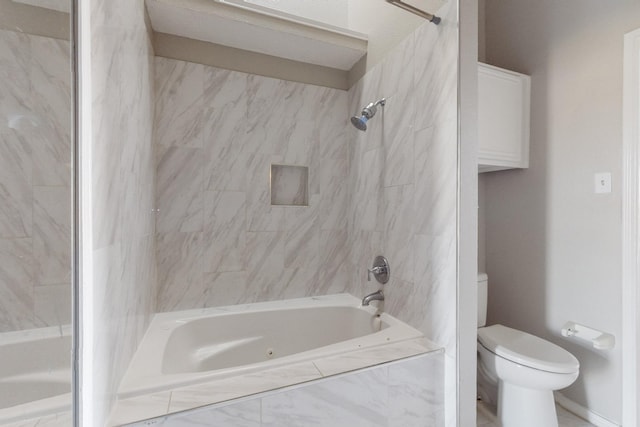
270,164,309,206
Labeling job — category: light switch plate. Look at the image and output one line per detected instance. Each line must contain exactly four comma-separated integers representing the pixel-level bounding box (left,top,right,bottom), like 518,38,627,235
595,172,612,194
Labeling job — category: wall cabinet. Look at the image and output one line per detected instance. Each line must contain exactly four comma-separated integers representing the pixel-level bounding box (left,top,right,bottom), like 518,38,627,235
478,62,531,173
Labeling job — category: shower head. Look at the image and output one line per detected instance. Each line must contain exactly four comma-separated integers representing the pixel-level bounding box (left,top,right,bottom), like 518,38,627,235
350,98,386,131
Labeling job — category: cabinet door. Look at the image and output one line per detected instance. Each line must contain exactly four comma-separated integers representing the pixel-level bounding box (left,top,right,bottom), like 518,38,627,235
478,63,531,172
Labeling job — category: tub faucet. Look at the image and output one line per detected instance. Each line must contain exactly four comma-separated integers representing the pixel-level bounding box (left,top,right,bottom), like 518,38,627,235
362,290,384,306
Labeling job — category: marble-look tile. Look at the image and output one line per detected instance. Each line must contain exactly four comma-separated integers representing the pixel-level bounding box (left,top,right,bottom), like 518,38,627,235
201,68,250,192
0,29,31,126
34,283,71,326
271,165,309,206
315,90,349,190
277,267,319,299
318,175,348,231
203,271,249,307
27,411,72,427
312,339,439,377
203,191,246,273
29,36,71,187
109,392,171,426
245,77,310,158
413,2,458,132
413,233,456,353
1,419,39,427
444,354,457,427
157,400,261,427
92,243,123,423
476,401,597,427
556,406,597,427
383,184,415,283
244,231,285,302
313,230,349,295
156,146,204,234
89,2,157,425
0,130,32,239
348,230,384,278
382,32,416,188
349,148,383,232
388,353,444,427
32,186,71,286
414,121,457,237
154,58,206,148
168,362,322,413
28,124,71,189
121,234,158,342
246,155,285,232
0,238,35,332
283,196,319,270
156,232,204,312
261,367,388,427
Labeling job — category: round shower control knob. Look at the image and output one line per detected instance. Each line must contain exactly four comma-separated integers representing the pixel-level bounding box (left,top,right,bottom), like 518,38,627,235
367,256,390,284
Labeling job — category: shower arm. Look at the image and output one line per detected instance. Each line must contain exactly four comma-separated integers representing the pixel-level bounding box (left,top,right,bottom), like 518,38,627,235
385,0,441,25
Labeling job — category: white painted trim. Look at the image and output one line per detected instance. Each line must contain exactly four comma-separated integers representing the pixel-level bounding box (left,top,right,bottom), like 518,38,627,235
622,27,640,427
77,0,94,423
457,0,478,425
555,393,619,427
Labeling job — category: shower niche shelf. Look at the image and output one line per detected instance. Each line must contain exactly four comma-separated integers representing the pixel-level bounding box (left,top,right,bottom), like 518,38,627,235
270,164,309,207
145,0,368,71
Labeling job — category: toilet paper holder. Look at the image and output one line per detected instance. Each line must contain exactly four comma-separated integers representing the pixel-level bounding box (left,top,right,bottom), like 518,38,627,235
561,321,615,350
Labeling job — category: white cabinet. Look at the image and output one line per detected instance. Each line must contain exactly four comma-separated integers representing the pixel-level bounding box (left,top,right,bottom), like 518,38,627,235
478,62,531,173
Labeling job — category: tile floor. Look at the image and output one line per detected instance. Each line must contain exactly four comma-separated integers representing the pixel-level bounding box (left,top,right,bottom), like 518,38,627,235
477,400,596,427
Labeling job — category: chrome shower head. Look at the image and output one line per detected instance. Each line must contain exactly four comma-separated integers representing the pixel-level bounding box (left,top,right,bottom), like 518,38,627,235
351,115,369,131
350,98,386,132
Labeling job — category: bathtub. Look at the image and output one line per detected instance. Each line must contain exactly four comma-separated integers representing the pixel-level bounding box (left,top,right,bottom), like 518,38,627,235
118,293,424,398
0,325,72,424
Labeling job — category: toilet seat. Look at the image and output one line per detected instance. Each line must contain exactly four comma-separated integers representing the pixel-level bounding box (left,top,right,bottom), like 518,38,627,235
478,324,579,374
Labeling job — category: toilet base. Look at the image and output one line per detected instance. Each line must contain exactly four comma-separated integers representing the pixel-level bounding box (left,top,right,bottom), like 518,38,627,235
498,381,558,427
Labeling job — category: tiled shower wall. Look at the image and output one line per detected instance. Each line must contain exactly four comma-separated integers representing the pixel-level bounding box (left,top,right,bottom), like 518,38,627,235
0,29,71,332
154,58,350,311
89,0,157,423
347,0,458,358
346,1,458,423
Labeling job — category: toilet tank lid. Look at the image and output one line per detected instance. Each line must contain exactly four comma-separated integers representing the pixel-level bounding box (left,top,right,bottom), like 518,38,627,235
478,273,488,282
478,325,579,374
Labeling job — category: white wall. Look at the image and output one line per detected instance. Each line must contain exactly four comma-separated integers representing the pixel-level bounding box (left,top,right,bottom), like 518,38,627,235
244,0,348,28
347,0,443,71
483,1,640,423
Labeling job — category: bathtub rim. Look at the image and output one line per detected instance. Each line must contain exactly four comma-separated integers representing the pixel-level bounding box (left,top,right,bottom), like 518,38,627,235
0,325,72,424
117,293,425,399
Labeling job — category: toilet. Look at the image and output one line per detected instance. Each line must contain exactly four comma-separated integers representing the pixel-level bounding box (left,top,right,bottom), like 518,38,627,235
477,273,580,427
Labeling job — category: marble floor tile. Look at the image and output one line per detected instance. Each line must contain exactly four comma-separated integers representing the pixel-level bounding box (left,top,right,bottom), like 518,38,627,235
476,400,596,427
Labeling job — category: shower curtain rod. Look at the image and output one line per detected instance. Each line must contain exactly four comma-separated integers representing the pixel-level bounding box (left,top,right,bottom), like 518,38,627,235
385,0,441,25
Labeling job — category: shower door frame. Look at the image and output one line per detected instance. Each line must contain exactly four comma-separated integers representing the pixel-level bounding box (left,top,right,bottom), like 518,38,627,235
622,26,640,427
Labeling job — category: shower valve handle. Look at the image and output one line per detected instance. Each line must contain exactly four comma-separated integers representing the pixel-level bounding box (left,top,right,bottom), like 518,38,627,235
367,266,386,281
367,256,390,284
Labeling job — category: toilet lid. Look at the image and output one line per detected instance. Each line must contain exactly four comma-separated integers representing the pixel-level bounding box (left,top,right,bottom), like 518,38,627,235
478,324,579,374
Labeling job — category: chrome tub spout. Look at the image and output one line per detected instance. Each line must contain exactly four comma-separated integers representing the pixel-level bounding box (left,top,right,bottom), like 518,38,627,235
362,290,384,306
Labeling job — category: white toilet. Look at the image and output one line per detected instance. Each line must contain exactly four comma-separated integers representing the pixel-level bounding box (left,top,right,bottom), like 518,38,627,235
477,273,580,427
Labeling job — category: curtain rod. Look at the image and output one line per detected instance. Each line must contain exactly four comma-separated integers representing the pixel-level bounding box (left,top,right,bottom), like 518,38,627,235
385,0,441,25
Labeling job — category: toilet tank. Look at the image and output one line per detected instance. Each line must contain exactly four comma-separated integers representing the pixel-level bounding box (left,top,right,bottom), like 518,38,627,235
478,273,488,327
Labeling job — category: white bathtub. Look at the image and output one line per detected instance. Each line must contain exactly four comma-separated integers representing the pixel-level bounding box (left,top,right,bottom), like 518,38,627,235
118,294,424,398
0,325,72,424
